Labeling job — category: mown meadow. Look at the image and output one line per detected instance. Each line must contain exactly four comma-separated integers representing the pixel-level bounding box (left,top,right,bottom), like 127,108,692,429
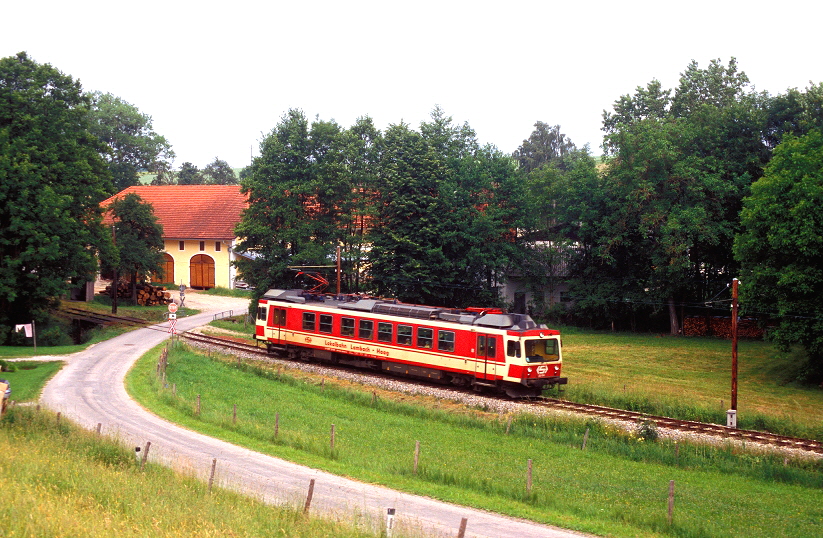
125,331,823,537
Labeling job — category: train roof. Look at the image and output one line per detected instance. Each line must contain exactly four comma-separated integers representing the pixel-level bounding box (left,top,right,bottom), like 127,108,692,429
260,289,551,331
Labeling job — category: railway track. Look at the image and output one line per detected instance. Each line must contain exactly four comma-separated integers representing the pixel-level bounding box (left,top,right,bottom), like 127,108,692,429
59,307,152,327
180,331,823,456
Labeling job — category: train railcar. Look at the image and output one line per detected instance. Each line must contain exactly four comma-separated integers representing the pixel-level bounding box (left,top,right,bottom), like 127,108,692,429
255,289,567,398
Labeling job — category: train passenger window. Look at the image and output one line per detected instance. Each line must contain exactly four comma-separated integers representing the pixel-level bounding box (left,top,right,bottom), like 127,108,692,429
341,317,355,336
507,341,521,358
257,306,267,321
417,328,433,349
438,330,455,352
378,322,393,343
319,314,333,333
302,312,316,331
359,320,374,340
397,325,412,345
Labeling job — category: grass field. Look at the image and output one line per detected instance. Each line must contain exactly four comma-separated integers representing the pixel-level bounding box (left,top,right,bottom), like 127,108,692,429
124,337,823,537
0,406,381,537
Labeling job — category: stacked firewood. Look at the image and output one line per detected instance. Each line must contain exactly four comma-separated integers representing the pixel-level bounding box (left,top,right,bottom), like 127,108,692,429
100,282,173,306
683,316,764,339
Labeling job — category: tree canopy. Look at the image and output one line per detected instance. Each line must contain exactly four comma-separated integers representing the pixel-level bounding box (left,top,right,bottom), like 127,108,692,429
0,52,111,337
735,129,823,380
202,157,238,185
88,92,174,193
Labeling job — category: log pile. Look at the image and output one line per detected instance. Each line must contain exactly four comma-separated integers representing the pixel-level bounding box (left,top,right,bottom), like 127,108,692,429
683,316,764,339
100,282,173,306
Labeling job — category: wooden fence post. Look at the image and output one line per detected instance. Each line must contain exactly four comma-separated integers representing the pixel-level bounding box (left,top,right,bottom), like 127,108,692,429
330,424,335,452
526,459,533,495
274,412,280,438
208,458,217,493
96,423,102,435
414,440,420,474
304,479,315,513
457,517,468,538
196,394,201,416
233,403,237,424
140,441,151,470
582,427,590,450
505,415,513,435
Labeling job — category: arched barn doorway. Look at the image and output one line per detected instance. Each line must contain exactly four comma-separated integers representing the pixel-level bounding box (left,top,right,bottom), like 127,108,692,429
152,253,174,283
190,254,215,289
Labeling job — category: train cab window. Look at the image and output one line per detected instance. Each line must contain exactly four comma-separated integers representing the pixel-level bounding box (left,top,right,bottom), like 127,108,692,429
477,335,497,358
341,317,355,336
417,327,433,349
359,320,374,340
257,306,267,321
507,341,521,358
525,339,560,362
397,325,412,345
438,330,455,352
378,322,393,343
319,314,333,333
268,308,286,326
302,312,316,331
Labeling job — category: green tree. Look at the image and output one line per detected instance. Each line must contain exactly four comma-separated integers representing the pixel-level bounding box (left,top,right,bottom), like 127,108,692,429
102,193,165,304
0,52,111,336
88,92,174,193
235,109,346,292
735,130,823,380
177,162,203,185
202,157,238,185
513,121,576,173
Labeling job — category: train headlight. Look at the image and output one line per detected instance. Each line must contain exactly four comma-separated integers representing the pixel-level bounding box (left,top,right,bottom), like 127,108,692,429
527,367,533,374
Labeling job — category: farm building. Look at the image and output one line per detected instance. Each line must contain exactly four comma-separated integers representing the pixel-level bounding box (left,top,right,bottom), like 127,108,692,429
100,185,249,289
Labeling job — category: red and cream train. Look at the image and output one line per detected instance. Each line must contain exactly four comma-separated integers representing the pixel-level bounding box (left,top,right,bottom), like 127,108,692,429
255,289,567,397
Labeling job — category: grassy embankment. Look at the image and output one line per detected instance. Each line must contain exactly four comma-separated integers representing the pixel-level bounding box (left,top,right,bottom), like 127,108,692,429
0,406,380,537
125,324,823,538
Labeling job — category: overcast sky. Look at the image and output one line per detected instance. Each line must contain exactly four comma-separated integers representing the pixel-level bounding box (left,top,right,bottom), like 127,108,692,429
3,1,821,170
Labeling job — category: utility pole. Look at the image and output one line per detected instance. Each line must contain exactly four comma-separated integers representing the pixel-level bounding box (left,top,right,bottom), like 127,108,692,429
728,278,739,427
336,246,341,296
111,225,118,315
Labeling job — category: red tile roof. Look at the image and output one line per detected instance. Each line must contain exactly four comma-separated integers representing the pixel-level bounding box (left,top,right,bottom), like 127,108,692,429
101,185,248,240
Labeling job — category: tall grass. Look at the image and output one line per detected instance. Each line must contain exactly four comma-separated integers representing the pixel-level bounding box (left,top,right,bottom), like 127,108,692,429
0,406,383,537
129,343,823,537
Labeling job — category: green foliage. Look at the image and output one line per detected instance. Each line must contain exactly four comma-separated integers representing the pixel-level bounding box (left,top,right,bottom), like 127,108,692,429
512,121,576,173
87,91,174,193
176,161,203,184
0,360,62,401
0,52,111,337
202,156,238,185
735,129,823,380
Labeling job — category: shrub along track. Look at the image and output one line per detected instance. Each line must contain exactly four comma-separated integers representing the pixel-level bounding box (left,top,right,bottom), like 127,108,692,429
181,331,823,458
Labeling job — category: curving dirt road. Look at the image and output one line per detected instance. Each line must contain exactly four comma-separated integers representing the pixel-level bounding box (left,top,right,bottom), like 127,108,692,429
40,297,590,538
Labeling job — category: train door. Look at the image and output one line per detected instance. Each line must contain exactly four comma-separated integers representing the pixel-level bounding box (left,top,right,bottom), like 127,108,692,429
475,334,498,380
268,306,287,343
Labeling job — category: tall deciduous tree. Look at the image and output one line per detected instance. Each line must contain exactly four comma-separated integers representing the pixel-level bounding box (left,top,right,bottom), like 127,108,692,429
176,162,204,185
202,157,238,185
102,193,165,302
88,92,174,193
235,109,346,292
0,52,111,337
513,121,576,173
735,130,823,380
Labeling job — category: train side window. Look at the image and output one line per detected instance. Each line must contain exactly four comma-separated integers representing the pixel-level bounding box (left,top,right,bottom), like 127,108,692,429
257,306,267,321
319,314,333,333
417,327,433,349
302,312,316,331
507,341,521,358
438,330,455,352
397,325,412,345
359,320,374,340
378,322,393,343
487,337,497,358
341,317,355,337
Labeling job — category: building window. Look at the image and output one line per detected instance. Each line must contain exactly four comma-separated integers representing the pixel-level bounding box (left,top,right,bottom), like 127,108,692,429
319,314,333,333
215,242,221,252
377,322,393,343
341,317,355,337
438,330,455,352
178,241,185,251
302,312,316,331
358,320,373,340
417,327,433,349
199,241,205,251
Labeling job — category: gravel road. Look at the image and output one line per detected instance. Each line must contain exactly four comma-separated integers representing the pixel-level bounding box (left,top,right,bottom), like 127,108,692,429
39,295,591,538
